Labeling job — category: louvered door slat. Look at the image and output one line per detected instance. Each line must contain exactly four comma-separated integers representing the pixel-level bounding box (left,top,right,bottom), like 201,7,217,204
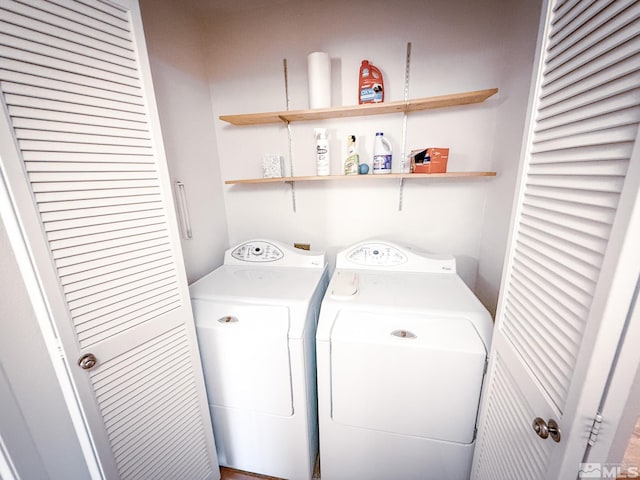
508,270,584,345
0,46,139,88
0,33,137,79
527,159,629,176
62,258,174,297
526,172,626,193
545,23,640,91
538,83,640,123
540,51,639,107
74,0,128,20
529,142,633,164
15,121,149,141
71,281,180,331
537,94,640,140
546,0,639,67
55,236,170,269
18,131,152,148
32,180,158,194
1,59,141,98
27,163,157,174
46,215,165,243
4,83,146,114
59,249,173,287
523,192,616,227
17,0,130,40
30,170,158,183
0,68,144,106
41,199,162,222
57,241,172,276
46,0,130,30
518,221,605,275
76,294,181,347
532,123,638,153
67,268,175,310
474,355,550,480
0,8,134,60
2,0,133,50
99,346,191,419
9,108,146,133
8,96,146,124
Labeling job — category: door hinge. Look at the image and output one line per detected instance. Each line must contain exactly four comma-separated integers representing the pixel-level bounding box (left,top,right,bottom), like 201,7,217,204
587,413,603,446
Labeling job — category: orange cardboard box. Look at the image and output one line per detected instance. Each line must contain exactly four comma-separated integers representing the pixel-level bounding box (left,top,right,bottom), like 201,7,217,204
410,148,449,174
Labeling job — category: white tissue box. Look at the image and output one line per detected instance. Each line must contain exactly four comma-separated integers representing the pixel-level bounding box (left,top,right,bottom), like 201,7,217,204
262,154,284,178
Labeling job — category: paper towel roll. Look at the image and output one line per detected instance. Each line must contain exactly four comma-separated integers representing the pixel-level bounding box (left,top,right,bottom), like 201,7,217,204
307,51,331,109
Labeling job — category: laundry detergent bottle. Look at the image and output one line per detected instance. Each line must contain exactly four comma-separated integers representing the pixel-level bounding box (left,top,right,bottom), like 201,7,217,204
359,60,384,104
372,132,392,174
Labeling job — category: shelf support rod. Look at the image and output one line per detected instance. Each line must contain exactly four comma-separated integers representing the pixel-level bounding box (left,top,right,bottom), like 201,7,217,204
399,41,412,211
283,58,297,212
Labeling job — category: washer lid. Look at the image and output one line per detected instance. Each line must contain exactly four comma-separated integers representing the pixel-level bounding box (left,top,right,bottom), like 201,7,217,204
317,271,494,350
190,264,326,303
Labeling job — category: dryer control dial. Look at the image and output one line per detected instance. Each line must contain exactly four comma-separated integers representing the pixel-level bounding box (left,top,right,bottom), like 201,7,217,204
346,243,407,266
231,241,284,262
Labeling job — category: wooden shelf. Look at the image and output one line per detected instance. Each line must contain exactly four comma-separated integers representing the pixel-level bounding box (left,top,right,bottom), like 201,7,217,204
219,88,498,126
225,171,496,185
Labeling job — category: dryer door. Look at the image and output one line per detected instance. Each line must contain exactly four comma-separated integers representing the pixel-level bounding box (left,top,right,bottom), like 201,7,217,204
192,301,292,416
330,310,486,443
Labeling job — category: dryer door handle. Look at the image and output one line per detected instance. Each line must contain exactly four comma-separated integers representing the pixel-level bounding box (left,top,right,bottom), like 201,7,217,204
391,329,417,339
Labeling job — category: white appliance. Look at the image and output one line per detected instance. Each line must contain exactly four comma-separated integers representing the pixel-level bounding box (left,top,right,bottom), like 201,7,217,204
316,240,494,480
190,239,328,480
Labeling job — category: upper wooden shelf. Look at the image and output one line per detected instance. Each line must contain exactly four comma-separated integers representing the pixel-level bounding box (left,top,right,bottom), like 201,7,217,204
219,88,499,126
225,171,496,185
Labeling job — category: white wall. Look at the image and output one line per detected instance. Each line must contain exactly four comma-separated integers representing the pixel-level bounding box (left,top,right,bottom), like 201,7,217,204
140,0,229,284
203,0,541,305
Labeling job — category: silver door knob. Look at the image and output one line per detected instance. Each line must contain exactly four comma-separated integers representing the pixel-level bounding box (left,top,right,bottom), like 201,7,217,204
78,353,97,370
532,417,561,443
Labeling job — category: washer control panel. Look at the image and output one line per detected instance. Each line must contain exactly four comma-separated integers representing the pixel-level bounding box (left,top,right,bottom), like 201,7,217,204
346,243,408,266
337,240,456,273
230,241,284,262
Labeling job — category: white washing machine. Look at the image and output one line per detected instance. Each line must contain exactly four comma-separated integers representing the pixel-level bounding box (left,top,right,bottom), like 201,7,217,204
316,240,493,480
190,239,328,480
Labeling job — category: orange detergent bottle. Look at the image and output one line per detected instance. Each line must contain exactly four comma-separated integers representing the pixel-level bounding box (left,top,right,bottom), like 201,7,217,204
358,60,384,104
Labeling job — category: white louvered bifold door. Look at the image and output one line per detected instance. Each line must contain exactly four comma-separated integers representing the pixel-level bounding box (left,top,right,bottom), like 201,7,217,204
0,0,219,478
472,0,640,479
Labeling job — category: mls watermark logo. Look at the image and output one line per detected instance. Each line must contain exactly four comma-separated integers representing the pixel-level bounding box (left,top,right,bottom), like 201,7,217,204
579,463,639,479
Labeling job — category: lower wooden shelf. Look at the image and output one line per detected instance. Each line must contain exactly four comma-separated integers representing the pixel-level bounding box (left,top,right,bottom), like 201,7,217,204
225,171,496,185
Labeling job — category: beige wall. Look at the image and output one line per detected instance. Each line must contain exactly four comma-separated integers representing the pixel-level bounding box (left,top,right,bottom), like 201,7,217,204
140,0,229,284
202,0,542,310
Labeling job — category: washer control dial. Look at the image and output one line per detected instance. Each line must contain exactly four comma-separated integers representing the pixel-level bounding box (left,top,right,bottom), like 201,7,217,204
231,241,284,262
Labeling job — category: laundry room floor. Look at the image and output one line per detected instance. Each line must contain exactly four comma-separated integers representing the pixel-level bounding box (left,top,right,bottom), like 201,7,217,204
220,467,281,479
220,459,321,479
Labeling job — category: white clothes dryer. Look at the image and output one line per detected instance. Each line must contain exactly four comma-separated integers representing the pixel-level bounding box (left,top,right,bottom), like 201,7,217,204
190,239,328,480
316,240,493,480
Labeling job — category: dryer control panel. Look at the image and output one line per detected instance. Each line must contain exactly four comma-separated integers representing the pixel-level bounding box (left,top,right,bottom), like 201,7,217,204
224,239,326,268
230,241,284,262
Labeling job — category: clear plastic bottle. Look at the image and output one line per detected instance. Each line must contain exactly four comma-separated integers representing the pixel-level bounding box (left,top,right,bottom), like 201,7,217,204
372,132,392,174
315,128,330,176
344,135,359,175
